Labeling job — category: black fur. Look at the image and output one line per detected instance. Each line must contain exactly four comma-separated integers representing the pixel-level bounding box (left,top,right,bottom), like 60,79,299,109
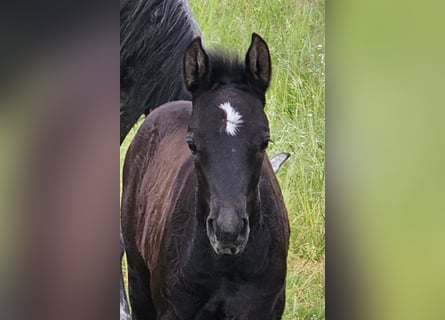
120,0,200,143
190,51,249,90
183,38,270,103
122,34,289,320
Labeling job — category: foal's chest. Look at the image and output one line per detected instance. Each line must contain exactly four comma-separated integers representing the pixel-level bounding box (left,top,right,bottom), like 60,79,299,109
169,274,279,320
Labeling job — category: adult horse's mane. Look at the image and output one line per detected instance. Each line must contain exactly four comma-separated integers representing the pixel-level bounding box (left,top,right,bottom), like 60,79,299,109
120,0,200,143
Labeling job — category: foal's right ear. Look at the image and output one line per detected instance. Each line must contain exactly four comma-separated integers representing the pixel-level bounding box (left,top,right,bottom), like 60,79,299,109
183,37,209,93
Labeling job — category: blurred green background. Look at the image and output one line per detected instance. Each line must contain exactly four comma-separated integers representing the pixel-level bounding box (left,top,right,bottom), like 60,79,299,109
328,0,445,319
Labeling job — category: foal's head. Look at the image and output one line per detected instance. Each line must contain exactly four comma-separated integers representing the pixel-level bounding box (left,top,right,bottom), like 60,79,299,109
183,34,272,256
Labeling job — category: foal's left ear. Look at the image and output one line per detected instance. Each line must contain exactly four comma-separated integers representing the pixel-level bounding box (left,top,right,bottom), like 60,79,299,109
246,33,271,92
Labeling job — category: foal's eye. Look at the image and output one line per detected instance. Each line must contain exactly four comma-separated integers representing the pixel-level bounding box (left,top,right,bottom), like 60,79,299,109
260,139,270,152
186,138,197,154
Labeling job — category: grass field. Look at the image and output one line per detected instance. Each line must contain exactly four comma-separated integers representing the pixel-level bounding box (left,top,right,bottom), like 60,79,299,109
120,0,325,319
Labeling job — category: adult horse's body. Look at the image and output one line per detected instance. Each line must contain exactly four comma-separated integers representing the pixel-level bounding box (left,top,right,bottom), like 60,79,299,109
120,0,200,143
122,34,289,319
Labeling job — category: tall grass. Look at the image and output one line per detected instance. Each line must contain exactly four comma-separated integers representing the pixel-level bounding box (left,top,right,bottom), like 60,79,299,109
120,1,325,319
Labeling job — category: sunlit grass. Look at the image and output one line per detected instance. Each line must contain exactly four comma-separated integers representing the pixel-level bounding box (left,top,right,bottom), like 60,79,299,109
120,1,325,319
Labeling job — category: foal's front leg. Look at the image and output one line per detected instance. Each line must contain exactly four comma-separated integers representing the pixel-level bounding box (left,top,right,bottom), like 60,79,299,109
126,252,157,320
223,284,286,320
157,309,182,320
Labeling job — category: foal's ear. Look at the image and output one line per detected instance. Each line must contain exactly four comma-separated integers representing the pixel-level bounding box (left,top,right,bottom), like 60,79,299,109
183,37,209,93
246,33,271,92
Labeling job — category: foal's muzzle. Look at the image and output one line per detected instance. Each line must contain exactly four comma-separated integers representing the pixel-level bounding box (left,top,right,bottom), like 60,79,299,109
206,198,250,255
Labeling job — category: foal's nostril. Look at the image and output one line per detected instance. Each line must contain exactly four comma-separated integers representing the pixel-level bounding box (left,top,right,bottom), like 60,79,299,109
241,218,249,236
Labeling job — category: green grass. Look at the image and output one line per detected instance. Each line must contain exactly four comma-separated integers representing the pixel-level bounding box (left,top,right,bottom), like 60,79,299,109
120,0,325,319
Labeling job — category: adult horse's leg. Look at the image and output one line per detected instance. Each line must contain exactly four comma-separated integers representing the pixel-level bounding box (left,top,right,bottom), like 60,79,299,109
120,229,132,320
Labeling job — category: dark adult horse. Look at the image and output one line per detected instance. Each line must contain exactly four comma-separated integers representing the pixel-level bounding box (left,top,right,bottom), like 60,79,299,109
120,0,200,144
120,2,199,318
122,34,290,319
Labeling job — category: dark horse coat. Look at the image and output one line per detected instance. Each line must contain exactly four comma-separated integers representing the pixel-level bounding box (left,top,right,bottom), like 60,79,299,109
120,2,200,318
120,0,200,143
122,34,289,320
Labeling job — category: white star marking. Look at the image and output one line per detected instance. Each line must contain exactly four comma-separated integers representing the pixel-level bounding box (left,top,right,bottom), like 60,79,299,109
218,102,244,136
